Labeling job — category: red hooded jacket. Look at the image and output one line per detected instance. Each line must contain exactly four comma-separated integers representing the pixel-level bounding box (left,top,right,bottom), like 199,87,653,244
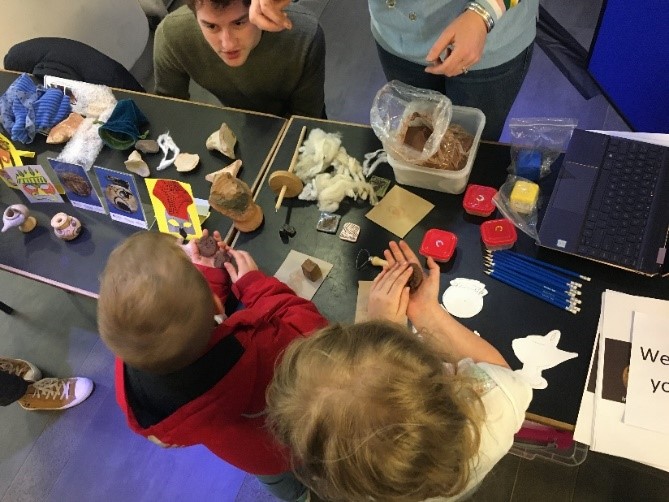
114,267,328,475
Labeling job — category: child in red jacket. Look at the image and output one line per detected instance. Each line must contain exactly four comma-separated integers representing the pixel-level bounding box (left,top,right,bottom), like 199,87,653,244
98,231,327,501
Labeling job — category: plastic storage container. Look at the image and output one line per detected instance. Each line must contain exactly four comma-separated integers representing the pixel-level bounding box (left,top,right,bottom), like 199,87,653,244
386,106,486,194
463,184,497,216
480,218,517,251
419,229,457,262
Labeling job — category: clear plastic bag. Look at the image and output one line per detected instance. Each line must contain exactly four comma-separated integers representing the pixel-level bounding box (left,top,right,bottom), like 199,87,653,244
370,80,453,164
493,175,541,242
508,118,577,181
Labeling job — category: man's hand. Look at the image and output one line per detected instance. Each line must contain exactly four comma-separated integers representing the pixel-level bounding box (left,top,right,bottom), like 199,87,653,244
425,11,487,77
224,248,259,283
249,0,293,31
368,261,412,324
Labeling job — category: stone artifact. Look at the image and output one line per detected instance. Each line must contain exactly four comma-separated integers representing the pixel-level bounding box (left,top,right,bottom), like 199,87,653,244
124,150,150,177
1,204,37,233
197,235,218,257
174,152,200,173
301,258,322,282
208,172,263,232
206,123,237,159
50,212,82,241
46,113,84,144
407,262,424,292
205,160,242,183
135,139,160,154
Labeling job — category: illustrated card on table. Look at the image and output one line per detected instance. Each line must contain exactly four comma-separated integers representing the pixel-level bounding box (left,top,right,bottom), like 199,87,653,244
94,166,148,228
3,164,64,203
48,159,106,214
145,178,203,240
274,250,333,301
365,185,434,238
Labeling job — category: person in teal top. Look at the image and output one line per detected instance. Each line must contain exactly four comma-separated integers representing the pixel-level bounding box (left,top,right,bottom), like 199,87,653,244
248,0,538,140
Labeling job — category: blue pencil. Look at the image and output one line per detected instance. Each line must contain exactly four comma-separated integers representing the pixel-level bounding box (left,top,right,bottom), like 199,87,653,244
484,258,581,293
487,268,577,305
485,270,579,314
492,250,591,281
488,252,583,286
485,263,581,298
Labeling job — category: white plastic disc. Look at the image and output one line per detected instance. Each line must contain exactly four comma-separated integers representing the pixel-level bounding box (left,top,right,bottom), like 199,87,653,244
442,286,484,318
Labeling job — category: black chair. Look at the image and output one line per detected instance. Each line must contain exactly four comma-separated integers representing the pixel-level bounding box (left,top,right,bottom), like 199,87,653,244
4,37,145,92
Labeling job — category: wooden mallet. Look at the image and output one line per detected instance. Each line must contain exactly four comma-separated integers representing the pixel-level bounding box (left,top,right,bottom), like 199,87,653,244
269,126,307,212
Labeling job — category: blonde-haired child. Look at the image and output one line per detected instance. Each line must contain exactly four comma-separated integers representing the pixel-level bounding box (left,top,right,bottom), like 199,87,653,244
267,241,532,501
98,230,327,501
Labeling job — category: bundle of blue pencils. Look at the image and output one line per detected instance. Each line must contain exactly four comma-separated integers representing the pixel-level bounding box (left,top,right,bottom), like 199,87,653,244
484,250,590,314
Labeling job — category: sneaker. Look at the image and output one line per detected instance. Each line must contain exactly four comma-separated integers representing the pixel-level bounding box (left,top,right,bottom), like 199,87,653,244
18,377,94,411
0,357,42,381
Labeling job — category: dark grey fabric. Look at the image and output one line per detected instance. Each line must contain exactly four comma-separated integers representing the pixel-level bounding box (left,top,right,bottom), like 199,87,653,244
4,38,145,92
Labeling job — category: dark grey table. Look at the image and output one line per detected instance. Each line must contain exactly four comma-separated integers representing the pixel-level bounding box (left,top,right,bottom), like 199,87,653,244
0,70,286,297
234,116,669,428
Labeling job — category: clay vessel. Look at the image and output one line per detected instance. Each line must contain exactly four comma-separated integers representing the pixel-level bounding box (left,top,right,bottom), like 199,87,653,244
50,212,82,241
2,204,37,233
208,173,263,232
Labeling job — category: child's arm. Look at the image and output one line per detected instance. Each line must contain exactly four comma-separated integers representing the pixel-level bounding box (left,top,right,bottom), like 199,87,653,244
380,241,509,368
183,229,231,303
225,248,328,335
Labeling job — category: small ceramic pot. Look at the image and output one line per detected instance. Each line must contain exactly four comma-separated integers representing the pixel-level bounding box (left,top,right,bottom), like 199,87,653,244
51,212,82,241
2,204,37,233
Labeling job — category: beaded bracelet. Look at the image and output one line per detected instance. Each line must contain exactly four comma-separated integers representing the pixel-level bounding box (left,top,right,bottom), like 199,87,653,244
464,2,495,33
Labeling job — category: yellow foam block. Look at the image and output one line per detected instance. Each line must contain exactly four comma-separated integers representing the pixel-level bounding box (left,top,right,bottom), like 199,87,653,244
510,180,539,214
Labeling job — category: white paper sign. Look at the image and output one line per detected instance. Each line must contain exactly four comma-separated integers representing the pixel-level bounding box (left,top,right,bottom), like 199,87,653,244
624,311,669,434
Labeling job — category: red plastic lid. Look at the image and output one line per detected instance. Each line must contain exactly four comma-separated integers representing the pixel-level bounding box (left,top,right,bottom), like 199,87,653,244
463,184,497,216
419,229,458,262
480,218,517,249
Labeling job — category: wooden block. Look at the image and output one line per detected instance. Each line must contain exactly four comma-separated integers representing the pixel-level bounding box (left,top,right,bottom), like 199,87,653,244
301,258,322,282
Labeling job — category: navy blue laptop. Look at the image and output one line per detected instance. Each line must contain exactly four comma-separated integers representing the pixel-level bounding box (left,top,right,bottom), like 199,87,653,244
538,129,669,276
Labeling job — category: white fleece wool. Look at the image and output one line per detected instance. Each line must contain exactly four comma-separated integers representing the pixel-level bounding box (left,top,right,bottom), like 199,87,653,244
295,128,377,212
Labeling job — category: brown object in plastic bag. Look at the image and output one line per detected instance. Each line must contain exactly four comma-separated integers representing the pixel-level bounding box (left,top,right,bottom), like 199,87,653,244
400,113,474,171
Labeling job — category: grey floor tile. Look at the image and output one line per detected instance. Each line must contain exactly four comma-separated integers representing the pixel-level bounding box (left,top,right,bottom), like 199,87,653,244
510,457,578,502
573,451,669,502
471,453,520,502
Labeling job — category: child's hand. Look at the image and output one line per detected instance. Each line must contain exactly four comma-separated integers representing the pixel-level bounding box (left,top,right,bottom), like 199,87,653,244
224,248,258,282
383,241,442,321
367,261,412,324
184,229,228,268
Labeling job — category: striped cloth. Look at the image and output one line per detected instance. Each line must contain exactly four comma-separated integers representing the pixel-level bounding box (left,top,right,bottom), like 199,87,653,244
0,73,71,144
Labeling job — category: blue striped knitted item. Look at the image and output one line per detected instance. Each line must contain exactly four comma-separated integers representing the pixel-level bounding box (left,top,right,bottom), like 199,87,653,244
0,73,71,144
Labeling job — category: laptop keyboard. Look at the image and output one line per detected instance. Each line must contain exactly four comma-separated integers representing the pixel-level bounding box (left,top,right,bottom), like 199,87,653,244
577,136,664,268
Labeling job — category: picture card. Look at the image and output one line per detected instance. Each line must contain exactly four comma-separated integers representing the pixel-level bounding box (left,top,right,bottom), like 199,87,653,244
274,250,333,301
623,311,669,434
365,185,434,238
49,159,106,214
94,166,148,228
3,164,63,203
145,178,203,240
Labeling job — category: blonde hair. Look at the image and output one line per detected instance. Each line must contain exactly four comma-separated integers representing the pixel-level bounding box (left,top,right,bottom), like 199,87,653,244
267,321,485,502
98,232,215,374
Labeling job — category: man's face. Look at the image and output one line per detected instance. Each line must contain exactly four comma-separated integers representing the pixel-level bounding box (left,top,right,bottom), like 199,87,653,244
196,1,262,67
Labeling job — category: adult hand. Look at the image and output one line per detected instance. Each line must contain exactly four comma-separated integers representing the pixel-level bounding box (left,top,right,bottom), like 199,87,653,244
249,0,293,31
368,261,412,324
425,11,488,77
224,248,259,282
382,241,441,322
182,229,228,268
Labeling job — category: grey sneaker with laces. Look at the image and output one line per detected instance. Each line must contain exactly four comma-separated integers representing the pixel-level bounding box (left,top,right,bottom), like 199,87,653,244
0,357,42,381
18,377,94,411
